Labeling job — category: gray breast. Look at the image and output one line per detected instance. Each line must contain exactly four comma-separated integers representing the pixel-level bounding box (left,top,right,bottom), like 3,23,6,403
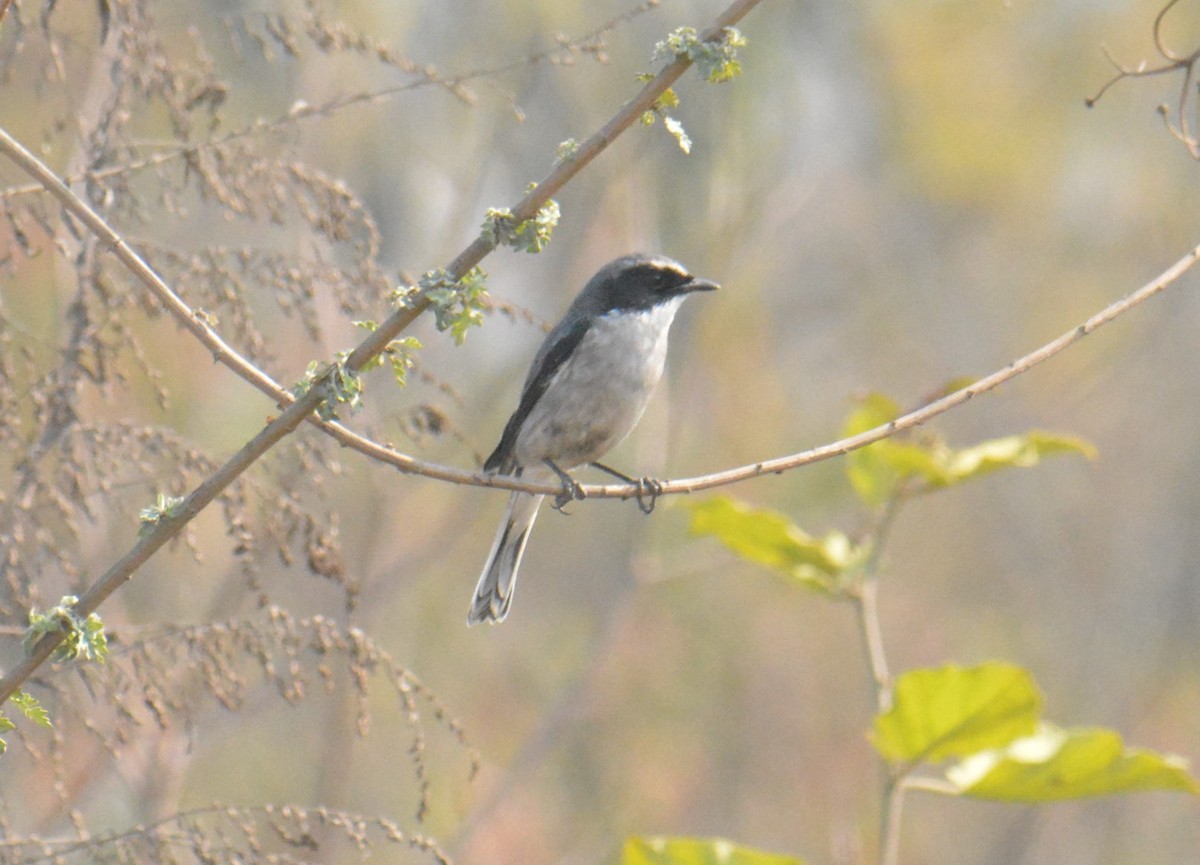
512,300,683,469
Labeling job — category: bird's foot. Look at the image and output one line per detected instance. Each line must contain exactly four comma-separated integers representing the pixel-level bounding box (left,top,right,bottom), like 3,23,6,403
632,476,664,514
589,462,663,514
545,459,585,513
551,478,585,513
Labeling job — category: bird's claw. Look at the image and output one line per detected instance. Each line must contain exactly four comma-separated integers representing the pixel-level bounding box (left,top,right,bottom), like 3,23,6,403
551,477,585,513
633,477,663,514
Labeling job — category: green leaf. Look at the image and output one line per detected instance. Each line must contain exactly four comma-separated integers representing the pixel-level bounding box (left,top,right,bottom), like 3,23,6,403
842,393,1097,505
852,439,949,506
11,691,51,728
942,431,1097,484
655,88,680,111
384,336,422,388
945,724,1200,801
873,662,1042,764
843,394,946,506
686,497,863,595
621,836,804,865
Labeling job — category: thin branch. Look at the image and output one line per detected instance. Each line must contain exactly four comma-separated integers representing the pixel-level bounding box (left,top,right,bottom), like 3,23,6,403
443,0,662,83
1151,0,1188,63
0,0,765,705
879,777,906,865
1084,45,1178,107
848,492,903,865
851,491,904,711
854,579,892,713
1086,0,1200,158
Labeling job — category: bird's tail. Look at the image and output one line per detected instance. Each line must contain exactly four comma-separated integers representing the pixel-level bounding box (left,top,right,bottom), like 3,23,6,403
468,491,544,625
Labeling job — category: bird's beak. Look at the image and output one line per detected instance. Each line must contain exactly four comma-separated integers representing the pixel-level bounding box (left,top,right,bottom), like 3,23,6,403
683,276,720,293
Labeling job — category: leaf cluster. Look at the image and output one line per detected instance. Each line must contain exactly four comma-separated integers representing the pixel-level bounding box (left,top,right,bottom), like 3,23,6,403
290,355,363,421
653,26,747,83
355,321,424,388
636,25,747,155
4,595,107,752
137,492,187,535
23,594,110,664
393,267,490,346
481,196,562,254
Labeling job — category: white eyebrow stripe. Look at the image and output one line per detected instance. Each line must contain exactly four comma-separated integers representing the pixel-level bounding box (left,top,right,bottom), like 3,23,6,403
645,258,689,277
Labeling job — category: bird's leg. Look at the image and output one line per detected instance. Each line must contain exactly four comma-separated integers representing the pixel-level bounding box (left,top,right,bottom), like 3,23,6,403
590,462,664,515
544,459,585,513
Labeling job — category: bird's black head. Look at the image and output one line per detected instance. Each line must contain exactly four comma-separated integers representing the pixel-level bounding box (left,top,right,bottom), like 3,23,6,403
580,253,719,315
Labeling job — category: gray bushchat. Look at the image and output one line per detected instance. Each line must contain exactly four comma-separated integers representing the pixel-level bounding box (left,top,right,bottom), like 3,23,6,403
468,253,718,625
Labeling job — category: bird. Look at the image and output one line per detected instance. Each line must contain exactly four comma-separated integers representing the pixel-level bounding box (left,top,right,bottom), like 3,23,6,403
468,253,719,625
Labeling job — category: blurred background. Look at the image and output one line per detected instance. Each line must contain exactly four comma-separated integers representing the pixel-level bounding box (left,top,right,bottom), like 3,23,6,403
0,0,1197,862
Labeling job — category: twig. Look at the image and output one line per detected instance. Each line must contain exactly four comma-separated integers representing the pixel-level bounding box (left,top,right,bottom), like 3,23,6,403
444,0,662,84
1086,0,1200,158
848,492,903,865
0,0,765,704
854,579,891,713
879,776,906,865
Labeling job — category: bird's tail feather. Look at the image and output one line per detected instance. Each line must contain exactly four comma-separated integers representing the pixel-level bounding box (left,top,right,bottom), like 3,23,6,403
468,492,544,625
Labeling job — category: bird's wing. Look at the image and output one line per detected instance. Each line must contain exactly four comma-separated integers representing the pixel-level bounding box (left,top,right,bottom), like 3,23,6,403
483,316,592,473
